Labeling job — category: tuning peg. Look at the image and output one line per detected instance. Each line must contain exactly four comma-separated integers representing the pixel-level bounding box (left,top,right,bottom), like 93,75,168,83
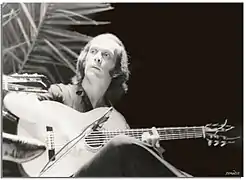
214,140,219,146
218,119,227,128
212,123,219,127
227,140,236,144
205,123,212,127
224,126,234,132
220,141,226,147
208,140,212,146
229,136,241,141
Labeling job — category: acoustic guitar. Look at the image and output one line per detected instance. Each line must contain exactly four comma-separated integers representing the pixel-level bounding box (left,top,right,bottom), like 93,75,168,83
3,74,240,177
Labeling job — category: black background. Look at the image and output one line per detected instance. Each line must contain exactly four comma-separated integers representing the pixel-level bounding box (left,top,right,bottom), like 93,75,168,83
3,3,243,177
74,3,243,177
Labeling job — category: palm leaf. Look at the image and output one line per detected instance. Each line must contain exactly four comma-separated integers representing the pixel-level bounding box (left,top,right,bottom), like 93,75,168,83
43,38,76,72
2,3,113,83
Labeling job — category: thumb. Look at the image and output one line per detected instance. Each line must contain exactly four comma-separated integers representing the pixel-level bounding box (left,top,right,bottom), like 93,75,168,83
156,140,160,148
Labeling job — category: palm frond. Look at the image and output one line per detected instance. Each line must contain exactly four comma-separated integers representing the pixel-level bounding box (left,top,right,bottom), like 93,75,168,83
43,39,76,72
2,3,113,83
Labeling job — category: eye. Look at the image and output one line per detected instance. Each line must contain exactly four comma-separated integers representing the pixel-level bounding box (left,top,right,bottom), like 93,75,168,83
90,48,97,54
103,52,111,59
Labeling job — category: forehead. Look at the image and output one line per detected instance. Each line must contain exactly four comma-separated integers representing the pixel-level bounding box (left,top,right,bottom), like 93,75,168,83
90,37,121,54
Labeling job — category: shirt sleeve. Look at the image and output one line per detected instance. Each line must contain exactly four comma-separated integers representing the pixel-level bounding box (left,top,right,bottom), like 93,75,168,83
37,84,65,103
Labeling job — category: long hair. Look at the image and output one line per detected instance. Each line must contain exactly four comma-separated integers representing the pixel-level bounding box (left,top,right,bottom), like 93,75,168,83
72,33,130,105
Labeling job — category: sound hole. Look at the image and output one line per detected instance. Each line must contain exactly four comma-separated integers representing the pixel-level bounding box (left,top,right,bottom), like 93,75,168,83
85,130,106,148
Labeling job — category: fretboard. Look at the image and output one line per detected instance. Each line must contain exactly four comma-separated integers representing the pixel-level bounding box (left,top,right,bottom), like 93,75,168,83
85,126,205,146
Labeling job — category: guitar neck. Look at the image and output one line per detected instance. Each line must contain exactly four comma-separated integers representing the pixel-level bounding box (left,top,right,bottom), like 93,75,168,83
101,126,205,142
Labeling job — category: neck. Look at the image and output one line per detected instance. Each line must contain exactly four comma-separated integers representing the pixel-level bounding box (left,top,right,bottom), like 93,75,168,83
82,76,111,108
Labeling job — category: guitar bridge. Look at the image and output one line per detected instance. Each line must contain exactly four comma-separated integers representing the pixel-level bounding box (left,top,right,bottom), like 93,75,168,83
46,126,55,161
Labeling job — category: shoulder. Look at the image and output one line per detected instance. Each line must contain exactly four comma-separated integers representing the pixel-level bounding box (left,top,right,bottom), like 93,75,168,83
110,108,130,129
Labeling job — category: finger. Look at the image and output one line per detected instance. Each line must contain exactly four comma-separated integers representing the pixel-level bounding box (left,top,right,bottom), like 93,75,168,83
151,127,159,138
141,132,149,143
155,140,160,148
151,127,160,147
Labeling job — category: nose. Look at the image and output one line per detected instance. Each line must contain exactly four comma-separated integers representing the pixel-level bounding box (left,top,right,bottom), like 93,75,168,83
94,53,102,64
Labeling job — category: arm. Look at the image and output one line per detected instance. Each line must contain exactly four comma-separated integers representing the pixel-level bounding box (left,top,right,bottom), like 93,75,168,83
3,84,64,123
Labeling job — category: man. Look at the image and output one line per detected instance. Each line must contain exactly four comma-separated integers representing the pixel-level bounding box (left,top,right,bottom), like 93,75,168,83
4,33,190,177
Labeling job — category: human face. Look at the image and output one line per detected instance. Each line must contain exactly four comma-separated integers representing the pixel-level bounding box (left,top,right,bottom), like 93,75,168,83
84,37,120,80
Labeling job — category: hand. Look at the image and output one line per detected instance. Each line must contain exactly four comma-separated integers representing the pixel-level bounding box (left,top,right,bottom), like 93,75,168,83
141,127,160,148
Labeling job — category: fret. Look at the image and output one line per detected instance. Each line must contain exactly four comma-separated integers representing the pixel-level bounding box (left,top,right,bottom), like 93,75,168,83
165,128,174,140
190,127,195,138
177,128,181,139
194,127,198,138
95,126,205,145
180,128,187,139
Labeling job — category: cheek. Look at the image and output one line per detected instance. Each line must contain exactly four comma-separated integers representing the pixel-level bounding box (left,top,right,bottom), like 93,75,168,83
103,61,115,73
85,54,93,63
84,56,93,68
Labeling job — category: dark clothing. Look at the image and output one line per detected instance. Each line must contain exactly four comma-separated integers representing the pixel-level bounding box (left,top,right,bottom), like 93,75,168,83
37,83,94,112
74,135,188,177
37,83,191,177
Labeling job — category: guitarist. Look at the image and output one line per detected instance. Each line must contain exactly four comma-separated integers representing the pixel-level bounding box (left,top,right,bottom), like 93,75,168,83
4,33,191,177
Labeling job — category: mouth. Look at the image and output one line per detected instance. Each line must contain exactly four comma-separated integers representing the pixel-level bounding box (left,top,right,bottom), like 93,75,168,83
91,66,101,71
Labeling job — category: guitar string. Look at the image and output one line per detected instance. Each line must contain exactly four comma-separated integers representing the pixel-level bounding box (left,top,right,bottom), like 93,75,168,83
100,127,204,134
49,129,204,146
44,127,205,147
81,134,204,139
83,128,204,137
54,131,204,140
83,131,204,138
83,128,204,138
86,134,204,145
62,134,204,143
84,133,204,139
54,138,204,147
52,133,204,148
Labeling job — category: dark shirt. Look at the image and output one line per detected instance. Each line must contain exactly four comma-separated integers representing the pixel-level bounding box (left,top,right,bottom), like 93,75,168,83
37,83,97,113
37,83,130,129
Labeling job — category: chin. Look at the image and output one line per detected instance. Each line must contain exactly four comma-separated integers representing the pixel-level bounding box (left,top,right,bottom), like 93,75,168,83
86,71,102,80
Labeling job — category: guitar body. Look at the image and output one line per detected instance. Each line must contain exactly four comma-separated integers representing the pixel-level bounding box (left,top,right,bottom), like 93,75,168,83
17,101,128,177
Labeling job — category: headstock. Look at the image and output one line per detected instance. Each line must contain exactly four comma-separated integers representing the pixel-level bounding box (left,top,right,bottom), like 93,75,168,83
3,73,50,93
204,119,240,147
